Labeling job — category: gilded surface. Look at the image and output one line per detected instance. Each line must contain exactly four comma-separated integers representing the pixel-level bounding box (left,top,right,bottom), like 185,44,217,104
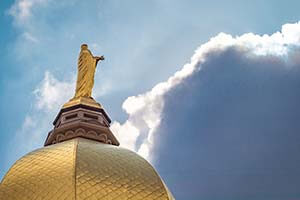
0,140,76,200
74,44,104,99
76,139,170,200
63,96,102,109
0,138,174,200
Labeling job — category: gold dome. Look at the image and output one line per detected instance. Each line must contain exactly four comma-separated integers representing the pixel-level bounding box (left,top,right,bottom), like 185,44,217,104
0,138,174,200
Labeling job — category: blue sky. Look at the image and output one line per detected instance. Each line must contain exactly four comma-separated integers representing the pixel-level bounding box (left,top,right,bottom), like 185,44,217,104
1,1,300,199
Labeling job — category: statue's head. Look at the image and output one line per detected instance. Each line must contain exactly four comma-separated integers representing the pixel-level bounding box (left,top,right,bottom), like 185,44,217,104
81,44,88,50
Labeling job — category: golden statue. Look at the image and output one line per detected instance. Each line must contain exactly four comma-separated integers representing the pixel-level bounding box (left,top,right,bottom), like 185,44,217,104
63,44,104,109
74,44,104,98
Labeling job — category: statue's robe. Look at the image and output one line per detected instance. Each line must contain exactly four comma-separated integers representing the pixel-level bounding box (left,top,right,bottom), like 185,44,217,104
74,48,97,98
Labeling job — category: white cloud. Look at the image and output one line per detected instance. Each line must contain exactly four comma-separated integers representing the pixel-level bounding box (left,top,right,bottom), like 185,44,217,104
22,115,36,129
23,32,39,43
34,71,75,111
10,71,74,153
111,21,300,161
110,121,140,151
9,0,49,24
33,71,113,109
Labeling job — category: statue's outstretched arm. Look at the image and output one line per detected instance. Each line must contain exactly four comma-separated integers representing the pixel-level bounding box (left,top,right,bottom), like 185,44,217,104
94,55,105,66
94,55,105,61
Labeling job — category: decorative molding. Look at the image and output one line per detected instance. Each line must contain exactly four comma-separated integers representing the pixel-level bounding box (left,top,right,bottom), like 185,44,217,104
45,104,119,146
50,128,112,145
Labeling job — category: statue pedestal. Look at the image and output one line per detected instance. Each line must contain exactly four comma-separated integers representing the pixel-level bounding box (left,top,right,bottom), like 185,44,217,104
63,96,102,109
44,99,119,146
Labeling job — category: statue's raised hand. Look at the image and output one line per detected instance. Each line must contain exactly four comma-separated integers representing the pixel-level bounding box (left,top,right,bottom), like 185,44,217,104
95,55,105,61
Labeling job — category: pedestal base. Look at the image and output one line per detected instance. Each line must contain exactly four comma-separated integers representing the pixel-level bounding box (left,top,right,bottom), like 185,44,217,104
63,97,102,109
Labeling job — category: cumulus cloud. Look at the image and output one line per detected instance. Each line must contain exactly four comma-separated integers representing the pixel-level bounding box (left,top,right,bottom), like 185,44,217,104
110,121,140,151
110,59,195,158
111,22,300,199
112,22,300,160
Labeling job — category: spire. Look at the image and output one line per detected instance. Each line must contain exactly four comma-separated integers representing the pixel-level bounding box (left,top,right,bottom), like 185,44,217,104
44,44,119,146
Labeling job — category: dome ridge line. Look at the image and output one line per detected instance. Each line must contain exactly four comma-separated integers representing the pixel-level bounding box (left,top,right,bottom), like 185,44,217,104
73,138,79,200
